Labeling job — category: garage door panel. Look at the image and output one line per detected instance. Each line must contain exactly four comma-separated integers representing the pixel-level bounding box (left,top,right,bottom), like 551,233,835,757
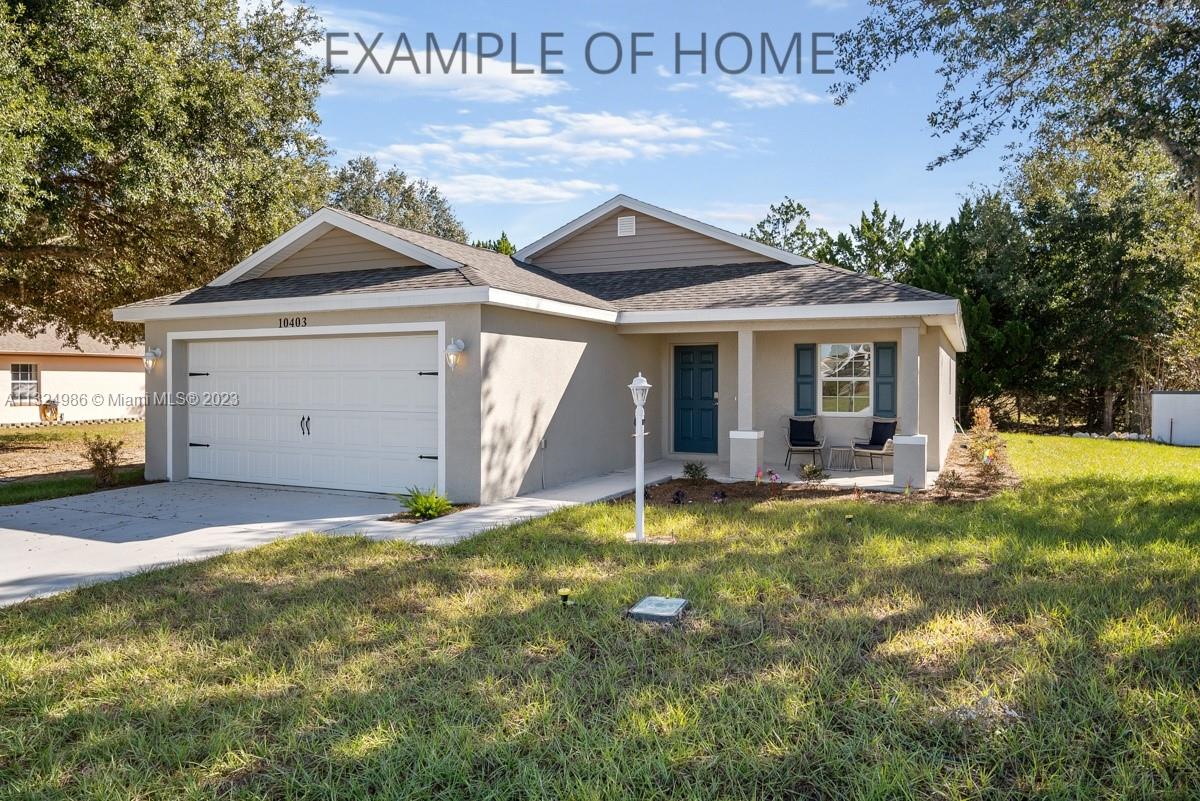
187,334,439,494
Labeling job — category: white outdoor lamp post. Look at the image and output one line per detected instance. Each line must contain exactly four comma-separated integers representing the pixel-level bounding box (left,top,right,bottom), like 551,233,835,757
628,372,651,542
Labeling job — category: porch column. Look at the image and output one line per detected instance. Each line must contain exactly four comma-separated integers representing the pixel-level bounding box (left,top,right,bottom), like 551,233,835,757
898,325,920,435
729,328,764,479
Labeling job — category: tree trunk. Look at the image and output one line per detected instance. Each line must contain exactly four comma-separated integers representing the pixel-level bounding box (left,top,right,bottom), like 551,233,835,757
1103,389,1116,434
1057,397,1065,434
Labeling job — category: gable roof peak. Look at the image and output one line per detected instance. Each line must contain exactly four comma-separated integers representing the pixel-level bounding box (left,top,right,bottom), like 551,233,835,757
514,193,816,267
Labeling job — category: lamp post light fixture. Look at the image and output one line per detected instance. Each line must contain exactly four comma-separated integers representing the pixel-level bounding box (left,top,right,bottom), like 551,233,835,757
628,372,651,542
445,338,465,370
142,347,161,372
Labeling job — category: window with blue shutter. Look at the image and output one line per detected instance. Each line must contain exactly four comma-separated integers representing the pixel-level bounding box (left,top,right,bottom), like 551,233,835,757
794,344,816,416
874,342,897,418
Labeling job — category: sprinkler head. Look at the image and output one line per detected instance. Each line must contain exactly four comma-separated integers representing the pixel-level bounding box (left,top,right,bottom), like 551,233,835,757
845,514,855,526
558,587,574,606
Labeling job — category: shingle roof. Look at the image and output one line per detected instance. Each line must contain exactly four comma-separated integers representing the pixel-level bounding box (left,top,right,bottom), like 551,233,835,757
119,209,951,315
557,262,952,310
337,210,617,310
119,266,472,309
0,330,141,356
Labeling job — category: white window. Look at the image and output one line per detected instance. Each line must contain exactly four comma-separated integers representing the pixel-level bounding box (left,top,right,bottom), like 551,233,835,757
819,344,872,415
10,363,38,406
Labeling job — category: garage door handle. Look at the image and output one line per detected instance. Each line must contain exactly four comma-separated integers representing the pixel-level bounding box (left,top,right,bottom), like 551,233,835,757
418,371,439,376
188,442,210,448
418,454,438,460
300,416,310,436
188,372,209,377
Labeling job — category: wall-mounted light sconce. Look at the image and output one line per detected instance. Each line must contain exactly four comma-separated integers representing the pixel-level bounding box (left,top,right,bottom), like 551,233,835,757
445,338,466,370
143,347,162,372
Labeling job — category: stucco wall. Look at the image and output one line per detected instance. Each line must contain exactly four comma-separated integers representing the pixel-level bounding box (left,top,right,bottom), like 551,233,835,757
1,355,144,424
143,305,483,503
479,306,663,503
752,328,910,464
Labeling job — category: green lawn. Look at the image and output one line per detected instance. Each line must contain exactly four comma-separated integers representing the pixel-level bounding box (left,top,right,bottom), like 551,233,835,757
0,420,143,451
0,466,144,506
2,435,1199,799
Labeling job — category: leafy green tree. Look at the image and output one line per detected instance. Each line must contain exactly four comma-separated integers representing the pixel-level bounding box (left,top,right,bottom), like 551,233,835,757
745,197,828,257
1013,137,1198,431
0,0,329,343
472,231,517,255
833,1,1200,210
818,201,911,279
328,157,466,242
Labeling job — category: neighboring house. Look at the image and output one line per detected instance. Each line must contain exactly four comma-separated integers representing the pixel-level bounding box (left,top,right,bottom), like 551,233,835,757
114,195,965,504
0,331,145,424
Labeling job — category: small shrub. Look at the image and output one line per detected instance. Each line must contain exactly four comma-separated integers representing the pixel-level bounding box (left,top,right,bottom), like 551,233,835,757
799,463,828,485
401,486,454,520
671,489,688,505
683,461,709,484
970,406,994,433
81,434,122,487
934,469,965,496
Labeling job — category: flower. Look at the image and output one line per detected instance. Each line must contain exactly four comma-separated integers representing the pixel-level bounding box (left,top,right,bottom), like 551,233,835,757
755,468,763,484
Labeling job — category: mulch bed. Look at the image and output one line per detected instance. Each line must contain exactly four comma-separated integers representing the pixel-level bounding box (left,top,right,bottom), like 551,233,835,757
614,433,1018,508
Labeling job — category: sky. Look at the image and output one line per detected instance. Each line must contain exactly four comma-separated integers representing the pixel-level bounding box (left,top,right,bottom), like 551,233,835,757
305,0,1014,247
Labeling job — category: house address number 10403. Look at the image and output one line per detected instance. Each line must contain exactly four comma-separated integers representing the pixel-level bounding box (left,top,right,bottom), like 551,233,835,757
278,316,307,328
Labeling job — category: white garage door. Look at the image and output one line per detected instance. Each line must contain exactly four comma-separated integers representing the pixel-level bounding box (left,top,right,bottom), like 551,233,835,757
187,334,439,493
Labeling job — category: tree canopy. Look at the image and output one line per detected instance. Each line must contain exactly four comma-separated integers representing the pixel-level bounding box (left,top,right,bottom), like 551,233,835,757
472,232,517,256
751,137,1200,431
327,157,467,243
0,0,330,343
833,0,1200,209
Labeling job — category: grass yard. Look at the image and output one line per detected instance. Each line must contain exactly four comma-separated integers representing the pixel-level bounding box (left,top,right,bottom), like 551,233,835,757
0,420,144,480
2,435,1199,799
0,466,144,506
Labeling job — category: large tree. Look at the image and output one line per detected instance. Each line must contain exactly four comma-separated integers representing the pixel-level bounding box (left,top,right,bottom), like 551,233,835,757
328,157,467,243
0,0,329,343
834,1,1200,209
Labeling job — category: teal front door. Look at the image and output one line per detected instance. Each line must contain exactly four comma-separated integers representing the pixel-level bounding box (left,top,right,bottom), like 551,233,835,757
674,345,718,453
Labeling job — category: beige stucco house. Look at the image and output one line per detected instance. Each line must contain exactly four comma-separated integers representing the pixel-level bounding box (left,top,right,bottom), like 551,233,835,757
0,331,145,424
114,195,965,504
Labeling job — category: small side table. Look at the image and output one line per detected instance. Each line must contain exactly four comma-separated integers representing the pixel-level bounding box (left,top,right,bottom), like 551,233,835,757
827,445,856,472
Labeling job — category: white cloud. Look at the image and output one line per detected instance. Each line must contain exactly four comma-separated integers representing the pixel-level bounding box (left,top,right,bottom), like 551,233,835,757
432,175,617,205
372,106,731,169
808,0,850,8
714,76,826,108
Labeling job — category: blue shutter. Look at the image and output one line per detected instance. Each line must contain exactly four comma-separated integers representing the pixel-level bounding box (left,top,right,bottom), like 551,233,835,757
794,344,816,416
874,342,897,418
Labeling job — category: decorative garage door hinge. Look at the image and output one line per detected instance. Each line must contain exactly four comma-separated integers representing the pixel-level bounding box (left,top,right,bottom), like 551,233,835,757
188,442,210,447
418,370,439,376
418,454,439,460
188,372,209,377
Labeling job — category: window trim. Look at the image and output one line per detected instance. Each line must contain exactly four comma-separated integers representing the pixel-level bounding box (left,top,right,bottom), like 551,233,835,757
817,343,874,417
10,363,39,406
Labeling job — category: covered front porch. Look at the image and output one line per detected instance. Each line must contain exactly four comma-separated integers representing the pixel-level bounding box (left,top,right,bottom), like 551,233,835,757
625,315,961,491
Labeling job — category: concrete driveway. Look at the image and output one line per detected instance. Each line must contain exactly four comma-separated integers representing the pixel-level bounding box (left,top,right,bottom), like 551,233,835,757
0,481,406,606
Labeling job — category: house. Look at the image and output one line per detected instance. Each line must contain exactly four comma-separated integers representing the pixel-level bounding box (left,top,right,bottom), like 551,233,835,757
113,195,965,504
0,331,145,424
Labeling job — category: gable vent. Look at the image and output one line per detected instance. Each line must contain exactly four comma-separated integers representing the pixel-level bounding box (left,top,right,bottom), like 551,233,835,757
616,215,636,237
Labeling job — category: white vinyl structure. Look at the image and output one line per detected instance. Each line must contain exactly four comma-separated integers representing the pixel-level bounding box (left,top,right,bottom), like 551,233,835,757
1151,391,1200,446
187,334,439,492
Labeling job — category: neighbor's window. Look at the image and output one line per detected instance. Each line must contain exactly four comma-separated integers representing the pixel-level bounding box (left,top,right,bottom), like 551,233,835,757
819,344,872,414
10,363,38,406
